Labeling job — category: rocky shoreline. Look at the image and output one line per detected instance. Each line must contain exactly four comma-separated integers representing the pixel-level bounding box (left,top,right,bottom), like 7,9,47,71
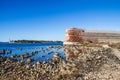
0,43,120,80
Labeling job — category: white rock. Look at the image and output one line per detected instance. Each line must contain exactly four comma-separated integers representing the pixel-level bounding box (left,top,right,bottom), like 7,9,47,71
102,45,111,49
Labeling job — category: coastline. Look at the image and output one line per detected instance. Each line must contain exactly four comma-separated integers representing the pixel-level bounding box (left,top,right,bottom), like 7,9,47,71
0,42,120,79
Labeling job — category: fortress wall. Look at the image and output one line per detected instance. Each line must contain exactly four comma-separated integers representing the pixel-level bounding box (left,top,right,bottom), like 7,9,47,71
83,32,120,43
64,28,120,44
64,28,84,44
83,32,120,37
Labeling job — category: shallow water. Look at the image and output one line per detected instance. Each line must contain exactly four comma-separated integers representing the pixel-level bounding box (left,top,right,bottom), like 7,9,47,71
0,42,65,62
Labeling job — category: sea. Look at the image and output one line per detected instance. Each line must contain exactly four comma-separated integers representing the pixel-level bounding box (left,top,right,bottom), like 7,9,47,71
0,42,65,63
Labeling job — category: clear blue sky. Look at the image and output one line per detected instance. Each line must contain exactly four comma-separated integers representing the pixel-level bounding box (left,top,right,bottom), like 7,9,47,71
0,0,120,42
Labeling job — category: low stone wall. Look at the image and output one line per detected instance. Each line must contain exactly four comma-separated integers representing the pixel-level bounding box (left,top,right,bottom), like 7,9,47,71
98,38,120,43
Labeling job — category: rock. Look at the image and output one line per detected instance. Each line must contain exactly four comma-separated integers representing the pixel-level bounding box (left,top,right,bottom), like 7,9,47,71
26,58,31,64
23,53,29,58
1,69,6,74
0,49,5,54
20,48,22,51
6,50,12,54
36,62,40,65
48,51,53,54
41,55,45,57
102,45,111,49
30,52,34,56
26,65,30,69
34,50,38,54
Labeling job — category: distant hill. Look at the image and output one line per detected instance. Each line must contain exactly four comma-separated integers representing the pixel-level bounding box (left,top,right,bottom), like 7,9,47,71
0,42,8,44
10,40,63,44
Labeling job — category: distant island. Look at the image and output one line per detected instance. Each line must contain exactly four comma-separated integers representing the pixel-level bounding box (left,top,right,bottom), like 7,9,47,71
9,40,63,44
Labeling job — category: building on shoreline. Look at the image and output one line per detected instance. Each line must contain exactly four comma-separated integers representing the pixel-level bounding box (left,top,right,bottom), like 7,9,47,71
64,28,120,44
64,28,84,44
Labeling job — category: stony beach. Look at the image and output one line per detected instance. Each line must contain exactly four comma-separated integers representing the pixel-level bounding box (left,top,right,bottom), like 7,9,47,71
0,43,120,80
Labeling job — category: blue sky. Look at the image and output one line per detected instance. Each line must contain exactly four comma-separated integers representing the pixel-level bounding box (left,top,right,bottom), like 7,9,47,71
0,0,120,42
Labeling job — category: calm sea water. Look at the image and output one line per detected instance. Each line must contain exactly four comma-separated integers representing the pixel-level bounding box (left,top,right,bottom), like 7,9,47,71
0,42,65,62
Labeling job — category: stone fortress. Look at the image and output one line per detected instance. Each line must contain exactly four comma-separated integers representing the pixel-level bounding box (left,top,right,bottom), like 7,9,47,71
64,28,120,44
